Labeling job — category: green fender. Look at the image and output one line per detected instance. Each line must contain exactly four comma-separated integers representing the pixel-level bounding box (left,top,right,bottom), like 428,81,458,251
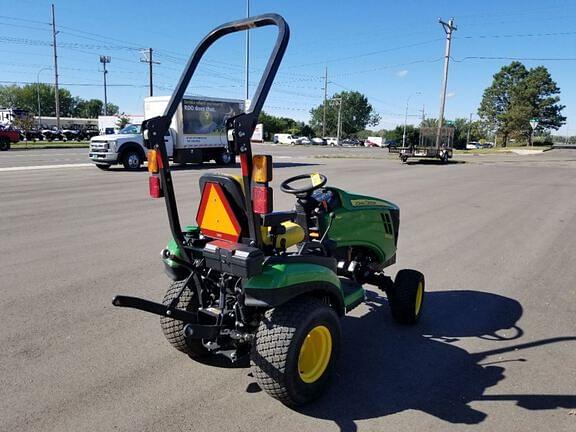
243,262,345,315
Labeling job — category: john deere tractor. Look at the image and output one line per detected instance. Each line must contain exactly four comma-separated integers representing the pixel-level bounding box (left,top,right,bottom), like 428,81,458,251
113,13,425,406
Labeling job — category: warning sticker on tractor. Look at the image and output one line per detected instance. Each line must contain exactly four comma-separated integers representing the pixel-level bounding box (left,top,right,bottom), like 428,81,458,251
311,173,323,187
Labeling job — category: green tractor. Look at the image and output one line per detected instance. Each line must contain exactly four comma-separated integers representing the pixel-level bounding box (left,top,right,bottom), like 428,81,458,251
113,14,425,406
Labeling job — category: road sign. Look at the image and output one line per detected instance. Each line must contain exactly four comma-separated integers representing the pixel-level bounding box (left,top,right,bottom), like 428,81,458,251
529,119,539,130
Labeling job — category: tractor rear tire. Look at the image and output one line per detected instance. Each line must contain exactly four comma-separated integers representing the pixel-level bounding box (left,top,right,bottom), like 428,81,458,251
160,277,210,358
251,296,341,406
388,269,425,325
0,138,10,151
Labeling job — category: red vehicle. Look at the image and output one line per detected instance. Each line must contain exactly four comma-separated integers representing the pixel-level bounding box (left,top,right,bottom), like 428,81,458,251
0,128,19,151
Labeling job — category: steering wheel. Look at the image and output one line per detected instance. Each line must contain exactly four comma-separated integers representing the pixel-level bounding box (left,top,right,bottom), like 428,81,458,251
280,173,327,196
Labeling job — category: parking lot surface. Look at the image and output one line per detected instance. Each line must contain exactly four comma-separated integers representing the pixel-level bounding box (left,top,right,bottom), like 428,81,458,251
1,146,575,431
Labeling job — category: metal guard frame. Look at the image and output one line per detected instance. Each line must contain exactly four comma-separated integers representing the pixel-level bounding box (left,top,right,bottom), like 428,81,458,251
144,14,290,263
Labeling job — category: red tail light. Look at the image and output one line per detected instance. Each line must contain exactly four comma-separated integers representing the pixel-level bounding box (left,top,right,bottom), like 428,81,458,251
252,185,272,214
149,175,163,198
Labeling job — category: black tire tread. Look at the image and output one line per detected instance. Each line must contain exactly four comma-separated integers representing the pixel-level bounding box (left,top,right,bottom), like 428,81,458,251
160,279,208,357
389,269,425,325
251,297,337,405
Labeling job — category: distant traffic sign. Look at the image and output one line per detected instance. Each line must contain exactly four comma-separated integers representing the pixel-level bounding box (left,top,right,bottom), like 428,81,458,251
529,118,539,129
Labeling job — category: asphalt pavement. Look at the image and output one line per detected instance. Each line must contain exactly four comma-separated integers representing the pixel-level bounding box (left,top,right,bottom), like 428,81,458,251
1,146,575,431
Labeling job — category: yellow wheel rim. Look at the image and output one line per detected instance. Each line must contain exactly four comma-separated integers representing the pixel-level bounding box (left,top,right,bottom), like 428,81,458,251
298,325,332,384
415,282,424,316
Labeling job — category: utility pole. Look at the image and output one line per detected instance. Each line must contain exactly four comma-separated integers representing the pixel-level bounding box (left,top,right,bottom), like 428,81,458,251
245,0,250,106
435,17,457,149
322,66,328,138
334,97,343,145
421,104,425,123
100,56,111,115
140,48,159,97
51,4,60,129
466,112,473,145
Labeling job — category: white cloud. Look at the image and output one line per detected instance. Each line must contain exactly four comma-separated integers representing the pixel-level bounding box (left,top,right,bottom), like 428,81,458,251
396,70,408,78
447,92,456,98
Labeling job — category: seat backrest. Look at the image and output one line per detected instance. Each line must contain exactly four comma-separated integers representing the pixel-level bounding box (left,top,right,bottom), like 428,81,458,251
198,173,248,240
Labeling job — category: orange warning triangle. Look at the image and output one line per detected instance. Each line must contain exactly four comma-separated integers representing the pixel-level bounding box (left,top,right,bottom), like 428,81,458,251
196,182,242,242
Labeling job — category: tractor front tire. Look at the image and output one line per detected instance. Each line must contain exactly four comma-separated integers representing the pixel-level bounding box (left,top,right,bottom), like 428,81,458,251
160,278,210,358
251,296,341,406
388,269,425,325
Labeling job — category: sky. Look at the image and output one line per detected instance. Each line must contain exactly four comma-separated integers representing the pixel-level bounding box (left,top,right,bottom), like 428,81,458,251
1,0,575,135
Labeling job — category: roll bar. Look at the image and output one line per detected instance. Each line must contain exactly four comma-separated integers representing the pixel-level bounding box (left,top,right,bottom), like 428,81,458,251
143,14,290,262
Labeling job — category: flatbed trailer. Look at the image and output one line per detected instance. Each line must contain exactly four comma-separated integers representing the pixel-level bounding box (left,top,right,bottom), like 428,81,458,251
399,126,454,163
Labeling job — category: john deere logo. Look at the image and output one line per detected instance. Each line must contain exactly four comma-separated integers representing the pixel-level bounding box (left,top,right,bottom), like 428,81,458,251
351,199,384,207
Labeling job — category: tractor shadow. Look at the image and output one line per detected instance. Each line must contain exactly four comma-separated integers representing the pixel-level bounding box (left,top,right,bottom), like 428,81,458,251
292,290,576,431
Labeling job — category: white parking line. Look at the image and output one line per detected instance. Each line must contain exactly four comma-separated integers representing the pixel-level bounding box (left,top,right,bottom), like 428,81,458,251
0,163,93,172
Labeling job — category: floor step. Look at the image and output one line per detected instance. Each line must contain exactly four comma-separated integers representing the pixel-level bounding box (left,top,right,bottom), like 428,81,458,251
340,277,365,313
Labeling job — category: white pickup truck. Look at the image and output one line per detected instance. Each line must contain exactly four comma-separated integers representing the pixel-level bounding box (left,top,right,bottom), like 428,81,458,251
89,95,244,170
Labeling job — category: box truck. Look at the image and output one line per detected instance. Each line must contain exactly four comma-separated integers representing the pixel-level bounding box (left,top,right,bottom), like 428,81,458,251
89,95,244,170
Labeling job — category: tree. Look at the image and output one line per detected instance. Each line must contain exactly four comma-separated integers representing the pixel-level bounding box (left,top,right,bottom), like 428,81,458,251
385,125,419,146
13,113,36,131
0,84,119,119
105,103,120,116
116,114,131,129
259,111,301,139
309,91,380,137
478,62,565,146
73,99,103,118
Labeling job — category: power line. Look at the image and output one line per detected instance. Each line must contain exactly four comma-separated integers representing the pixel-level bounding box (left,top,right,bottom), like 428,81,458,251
282,38,444,69
458,30,576,40
452,56,576,62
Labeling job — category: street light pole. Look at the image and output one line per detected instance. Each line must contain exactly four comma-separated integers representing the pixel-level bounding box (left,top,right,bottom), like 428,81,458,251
402,92,421,147
36,67,51,129
435,18,457,149
99,56,111,115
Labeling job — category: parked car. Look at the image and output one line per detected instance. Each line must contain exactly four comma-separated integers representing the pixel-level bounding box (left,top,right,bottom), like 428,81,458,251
0,126,20,150
325,137,339,146
274,134,300,145
365,136,385,147
386,140,399,152
61,129,82,141
311,137,326,145
297,137,312,145
341,138,359,147
42,128,63,141
466,141,481,150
